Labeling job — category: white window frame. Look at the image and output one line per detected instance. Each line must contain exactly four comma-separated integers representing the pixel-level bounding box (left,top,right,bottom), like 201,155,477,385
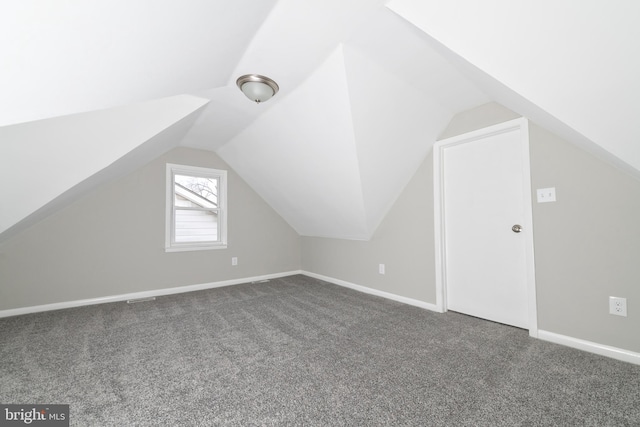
165,163,227,252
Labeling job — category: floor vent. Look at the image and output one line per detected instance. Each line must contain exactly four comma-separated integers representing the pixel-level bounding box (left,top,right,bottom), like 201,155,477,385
127,297,156,304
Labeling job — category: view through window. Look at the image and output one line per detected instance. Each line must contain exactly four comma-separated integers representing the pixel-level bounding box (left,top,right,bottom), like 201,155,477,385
166,164,227,251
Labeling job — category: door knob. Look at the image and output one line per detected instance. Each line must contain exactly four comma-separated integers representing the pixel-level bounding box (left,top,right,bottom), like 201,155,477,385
512,224,522,233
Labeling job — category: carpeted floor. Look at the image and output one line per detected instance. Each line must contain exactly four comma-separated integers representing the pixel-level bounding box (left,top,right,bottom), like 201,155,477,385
1,274,639,426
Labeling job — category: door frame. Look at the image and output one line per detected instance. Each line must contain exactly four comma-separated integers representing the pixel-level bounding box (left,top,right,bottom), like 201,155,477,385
433,118,538,337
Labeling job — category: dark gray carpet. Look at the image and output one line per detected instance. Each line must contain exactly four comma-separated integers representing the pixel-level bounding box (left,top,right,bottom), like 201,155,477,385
1,275,639,426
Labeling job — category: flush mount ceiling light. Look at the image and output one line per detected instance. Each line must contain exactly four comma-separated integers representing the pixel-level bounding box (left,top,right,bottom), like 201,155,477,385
236,74,279,104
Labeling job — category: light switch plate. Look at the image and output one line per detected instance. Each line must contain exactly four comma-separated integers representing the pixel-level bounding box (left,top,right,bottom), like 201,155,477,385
537,187,556,203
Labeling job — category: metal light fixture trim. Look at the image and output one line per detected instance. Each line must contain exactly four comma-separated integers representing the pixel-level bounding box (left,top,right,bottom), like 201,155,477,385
236,74,279,104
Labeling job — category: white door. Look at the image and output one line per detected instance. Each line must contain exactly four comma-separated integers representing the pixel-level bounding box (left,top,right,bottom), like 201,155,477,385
435,119,536,331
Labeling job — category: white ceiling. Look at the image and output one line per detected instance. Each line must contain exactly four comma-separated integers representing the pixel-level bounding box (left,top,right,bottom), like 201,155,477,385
1,0,638,241
0,95,209,237
215,6,489,239
0,0,276,126
387,0,640,176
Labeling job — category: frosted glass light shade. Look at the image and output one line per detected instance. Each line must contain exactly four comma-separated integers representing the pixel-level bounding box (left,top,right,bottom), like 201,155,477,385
236,74,279,103
241,81,274,103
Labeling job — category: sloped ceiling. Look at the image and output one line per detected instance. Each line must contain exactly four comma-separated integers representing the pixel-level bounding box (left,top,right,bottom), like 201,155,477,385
1,0,638,242
0,0,277,126
215,7,488,239
0,95,209,237
387,0,640,176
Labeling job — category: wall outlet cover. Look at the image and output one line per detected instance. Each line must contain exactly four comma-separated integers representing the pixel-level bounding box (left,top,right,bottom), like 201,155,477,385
609,296,627,317
537,187,556,203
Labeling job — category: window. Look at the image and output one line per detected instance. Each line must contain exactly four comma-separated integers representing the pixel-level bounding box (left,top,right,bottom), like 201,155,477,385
165,164,227,252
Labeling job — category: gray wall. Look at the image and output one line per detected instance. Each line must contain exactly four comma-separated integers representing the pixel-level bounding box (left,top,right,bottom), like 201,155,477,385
303,101,640,354
437,102,520,140
2,103,638,355
301,154,435,304
530,124,640,352
300,103,519,305
0,147,301,310
438,102,640,353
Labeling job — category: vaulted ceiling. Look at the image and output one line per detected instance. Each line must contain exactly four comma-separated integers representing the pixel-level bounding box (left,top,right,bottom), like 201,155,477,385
1,1,638,241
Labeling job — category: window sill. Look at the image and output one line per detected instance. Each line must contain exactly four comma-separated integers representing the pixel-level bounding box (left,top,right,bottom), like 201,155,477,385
165,244,227,253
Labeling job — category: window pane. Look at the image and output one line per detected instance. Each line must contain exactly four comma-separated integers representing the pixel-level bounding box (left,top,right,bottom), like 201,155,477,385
174,209,218,243
166,164,227,251
174,175,217,207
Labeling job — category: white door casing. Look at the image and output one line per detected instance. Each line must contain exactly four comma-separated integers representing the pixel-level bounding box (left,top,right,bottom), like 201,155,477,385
433,118,538,337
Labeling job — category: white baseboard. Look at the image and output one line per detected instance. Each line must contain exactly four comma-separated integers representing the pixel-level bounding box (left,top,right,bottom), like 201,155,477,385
0,270,303,319
538,330,640,366
301,271,440,312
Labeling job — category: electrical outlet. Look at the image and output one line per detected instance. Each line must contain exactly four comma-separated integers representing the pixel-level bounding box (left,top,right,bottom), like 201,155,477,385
379,264,385,275
232,257,238,266
609,296,627,317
